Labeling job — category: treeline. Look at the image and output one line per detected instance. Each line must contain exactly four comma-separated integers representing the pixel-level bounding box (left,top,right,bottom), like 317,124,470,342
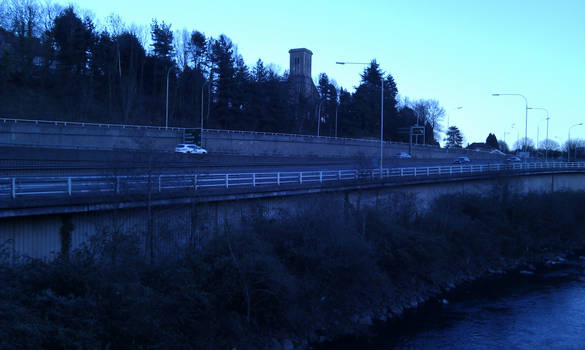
2,191,585,349
0,1,441,143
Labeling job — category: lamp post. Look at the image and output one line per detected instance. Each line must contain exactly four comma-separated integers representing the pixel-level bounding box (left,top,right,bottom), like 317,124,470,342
528,107,550,161
165,66,176,129
568,123,583,162
316,100,324,136
508,123,516,151
337,61,384,177
200,80,209,146
335,101,339,138
448,106,463,129
492,93,528,152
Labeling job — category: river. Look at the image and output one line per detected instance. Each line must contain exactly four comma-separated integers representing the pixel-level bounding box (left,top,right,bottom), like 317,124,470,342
318,257,585,349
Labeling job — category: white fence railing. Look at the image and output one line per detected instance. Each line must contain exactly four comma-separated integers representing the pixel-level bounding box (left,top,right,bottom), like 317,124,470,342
1,162,584,200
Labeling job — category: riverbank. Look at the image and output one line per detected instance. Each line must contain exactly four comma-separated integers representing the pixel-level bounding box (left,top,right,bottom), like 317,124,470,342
317,253,585,349
1,191,585,349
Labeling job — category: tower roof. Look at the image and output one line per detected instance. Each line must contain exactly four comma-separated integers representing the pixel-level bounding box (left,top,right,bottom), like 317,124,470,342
288,48,313,55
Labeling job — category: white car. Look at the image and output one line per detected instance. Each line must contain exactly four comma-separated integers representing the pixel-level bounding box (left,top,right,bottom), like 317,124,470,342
175,144,207,155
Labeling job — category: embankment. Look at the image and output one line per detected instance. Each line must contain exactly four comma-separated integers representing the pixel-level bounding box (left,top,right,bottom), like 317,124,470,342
1,191,584,349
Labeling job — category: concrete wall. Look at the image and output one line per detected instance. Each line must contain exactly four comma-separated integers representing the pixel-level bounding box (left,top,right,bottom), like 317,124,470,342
203,130,500,160
0,120,182,151
2,172,583,262
0,120,502,160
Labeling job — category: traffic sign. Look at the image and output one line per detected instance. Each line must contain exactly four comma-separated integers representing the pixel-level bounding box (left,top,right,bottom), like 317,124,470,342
184,129,202,145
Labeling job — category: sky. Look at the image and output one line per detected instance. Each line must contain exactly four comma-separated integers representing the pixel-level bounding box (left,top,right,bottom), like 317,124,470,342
56,0,585,147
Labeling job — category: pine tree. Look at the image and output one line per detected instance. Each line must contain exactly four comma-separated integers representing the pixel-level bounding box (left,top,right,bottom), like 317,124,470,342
445,126,464,148
486,133,499,149
150,20,174,63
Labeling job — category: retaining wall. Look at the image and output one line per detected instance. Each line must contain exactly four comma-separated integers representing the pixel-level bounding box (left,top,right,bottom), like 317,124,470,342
0,119,502,160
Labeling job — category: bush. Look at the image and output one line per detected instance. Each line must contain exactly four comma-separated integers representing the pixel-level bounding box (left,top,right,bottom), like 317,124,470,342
1,192,585,348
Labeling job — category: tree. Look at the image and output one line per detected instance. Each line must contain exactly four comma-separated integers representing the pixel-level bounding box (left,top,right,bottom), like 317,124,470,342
498,140,510,153
188,30,207,72
408,99,444,144
209,34,237,129
486,133,499,149
444,126,463,148
513,137,534,152
150,19,174,63
317,73,338,135
51,7,93,74
350,60,399,139
539,138,560,151
564,138,585,161
410,99,445,129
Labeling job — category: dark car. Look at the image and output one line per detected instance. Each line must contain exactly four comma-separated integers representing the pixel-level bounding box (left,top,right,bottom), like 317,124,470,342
394,152,412,159
453,156,470,164
506,156,522,162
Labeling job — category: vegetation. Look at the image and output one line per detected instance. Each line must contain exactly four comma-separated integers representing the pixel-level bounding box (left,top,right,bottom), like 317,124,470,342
485,133,499,149
1,191,585,349
444,126,464,148
0,0,440,142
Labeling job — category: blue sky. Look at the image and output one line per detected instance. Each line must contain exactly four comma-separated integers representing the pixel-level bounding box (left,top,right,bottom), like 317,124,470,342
59,0,585,146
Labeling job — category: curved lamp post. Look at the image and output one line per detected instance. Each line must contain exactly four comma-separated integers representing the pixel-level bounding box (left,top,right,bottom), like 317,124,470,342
337,61,384,177
528,107,550,161
528,107,549,160
568,123,583,162
492,93,528,151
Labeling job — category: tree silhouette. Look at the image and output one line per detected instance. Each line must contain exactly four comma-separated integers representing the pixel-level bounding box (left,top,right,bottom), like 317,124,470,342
486,133,499,149
445,126,463,148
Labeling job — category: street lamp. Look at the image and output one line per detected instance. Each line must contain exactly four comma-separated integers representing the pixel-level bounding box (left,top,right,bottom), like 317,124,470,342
492,93,528,152
448,106,463,129
201,80,209,146
528,107,550,161
505,123,516,146
316,100,325,136
335,99,339,138
568,122,583,162
337,61,384,177
165,66,176,129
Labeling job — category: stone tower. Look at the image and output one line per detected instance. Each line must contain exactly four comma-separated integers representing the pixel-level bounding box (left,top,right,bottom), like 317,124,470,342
289,48,318,100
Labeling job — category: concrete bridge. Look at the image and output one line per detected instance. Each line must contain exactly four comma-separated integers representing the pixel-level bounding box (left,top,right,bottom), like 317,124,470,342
1,162,584,262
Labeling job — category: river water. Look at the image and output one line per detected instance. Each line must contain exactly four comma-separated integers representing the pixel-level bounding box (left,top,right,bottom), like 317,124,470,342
319,258,585,350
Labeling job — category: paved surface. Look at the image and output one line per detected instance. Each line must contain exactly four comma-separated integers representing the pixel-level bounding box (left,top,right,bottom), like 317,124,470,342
0,146,505,176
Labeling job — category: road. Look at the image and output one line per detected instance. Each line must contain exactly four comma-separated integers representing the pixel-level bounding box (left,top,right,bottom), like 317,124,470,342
0,146,504,176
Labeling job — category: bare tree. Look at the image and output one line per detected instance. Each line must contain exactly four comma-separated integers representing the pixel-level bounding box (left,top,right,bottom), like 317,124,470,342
513,137,534,151
539,138,560,151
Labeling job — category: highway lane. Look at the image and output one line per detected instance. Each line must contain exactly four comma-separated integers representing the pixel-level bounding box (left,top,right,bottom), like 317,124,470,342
0,146,506,176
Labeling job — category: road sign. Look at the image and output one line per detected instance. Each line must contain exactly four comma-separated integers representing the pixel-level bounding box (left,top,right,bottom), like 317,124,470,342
184,129,201,145
410,126,425,136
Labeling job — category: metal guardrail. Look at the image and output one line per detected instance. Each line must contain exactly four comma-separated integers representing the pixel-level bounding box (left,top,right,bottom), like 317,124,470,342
0,117,185,132
1,162,584,200
0,117,439,148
